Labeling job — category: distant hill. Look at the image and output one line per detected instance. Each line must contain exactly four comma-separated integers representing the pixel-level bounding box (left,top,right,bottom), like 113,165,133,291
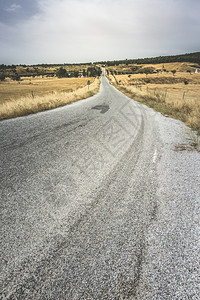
97,52,200,66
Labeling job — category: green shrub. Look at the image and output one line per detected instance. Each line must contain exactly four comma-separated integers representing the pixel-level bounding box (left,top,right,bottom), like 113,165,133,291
83,69,86,77
74,71,79,77
87,67,101,77
0,73,6,81
171,70,176,76
10,74,20,81
55,67,68,78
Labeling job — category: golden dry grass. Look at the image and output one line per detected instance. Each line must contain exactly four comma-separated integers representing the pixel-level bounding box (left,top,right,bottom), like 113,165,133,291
0,76,96,104
107,62,198,74
108,66,200,134
0,77,100,120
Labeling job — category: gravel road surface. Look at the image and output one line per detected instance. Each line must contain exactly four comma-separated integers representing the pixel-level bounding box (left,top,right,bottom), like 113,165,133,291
0,72,199,299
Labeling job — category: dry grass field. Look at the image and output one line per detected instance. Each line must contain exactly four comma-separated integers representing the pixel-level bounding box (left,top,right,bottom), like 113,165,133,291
106,61,198,74
0,77,100,120
108,62,200,134
0,76,96,103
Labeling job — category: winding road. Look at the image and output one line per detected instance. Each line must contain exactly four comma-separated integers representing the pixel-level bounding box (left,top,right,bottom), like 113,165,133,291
0,72,199,299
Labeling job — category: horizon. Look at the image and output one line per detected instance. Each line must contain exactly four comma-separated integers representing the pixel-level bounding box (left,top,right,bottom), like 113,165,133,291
1,51,199,66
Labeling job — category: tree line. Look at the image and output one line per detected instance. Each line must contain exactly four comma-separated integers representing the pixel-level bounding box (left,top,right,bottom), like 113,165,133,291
96,52,200,66
0,66,101,81
55,66,101,78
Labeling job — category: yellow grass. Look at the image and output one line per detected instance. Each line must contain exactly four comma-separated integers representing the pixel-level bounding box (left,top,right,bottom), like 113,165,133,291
0,77,100,120
0,76,96,104
108,66,200,134
107,62,197,74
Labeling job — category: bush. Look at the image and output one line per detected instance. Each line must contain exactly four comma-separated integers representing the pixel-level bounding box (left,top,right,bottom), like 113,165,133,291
171,70,176,76
74,71,79,77
131,66,139,73
87,67,101,77
0,74,6,81
137,67,155,74
83,69,86,77
10,74,20,81
55,67,68,78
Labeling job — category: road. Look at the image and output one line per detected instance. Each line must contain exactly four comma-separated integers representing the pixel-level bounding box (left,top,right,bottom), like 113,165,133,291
0,72,199,299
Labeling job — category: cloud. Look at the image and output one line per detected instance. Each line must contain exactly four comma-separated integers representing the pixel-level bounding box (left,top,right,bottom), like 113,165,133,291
4,3,21,12
0,0,200,64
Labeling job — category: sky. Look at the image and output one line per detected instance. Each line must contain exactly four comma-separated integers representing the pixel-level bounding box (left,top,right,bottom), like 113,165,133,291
0,0,200,65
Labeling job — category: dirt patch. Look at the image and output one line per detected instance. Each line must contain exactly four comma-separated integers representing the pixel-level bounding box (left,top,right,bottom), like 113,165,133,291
174,143,200,152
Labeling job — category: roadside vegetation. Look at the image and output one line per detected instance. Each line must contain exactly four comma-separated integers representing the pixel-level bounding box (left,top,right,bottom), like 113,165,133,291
0,63,101,79
0,64,101,120
107,62,200,134
0,78,100,120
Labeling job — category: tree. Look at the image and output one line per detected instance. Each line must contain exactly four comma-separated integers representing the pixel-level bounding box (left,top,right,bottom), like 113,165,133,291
10,74,20,81
55,67,68,78
74,71,79,77
83,69,86,77
171,70,176,76
0,73,6,81
87,67,101,77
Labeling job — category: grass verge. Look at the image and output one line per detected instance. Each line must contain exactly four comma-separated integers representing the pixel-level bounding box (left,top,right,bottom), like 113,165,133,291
108,75,200,135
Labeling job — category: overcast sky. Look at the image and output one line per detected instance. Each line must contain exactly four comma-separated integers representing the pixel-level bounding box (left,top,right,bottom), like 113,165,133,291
0,0,200,64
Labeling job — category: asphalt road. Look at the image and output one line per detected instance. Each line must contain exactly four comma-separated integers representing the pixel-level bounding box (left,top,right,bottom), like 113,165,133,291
0,72,199,299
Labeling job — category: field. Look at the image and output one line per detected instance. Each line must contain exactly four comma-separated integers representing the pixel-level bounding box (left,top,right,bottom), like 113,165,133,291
106,61,198,74
107,62,200,134
0,76,100,120
0,76,96,103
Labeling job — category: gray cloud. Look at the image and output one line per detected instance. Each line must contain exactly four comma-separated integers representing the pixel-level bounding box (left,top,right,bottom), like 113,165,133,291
0,0,200,64
4,3,21,12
